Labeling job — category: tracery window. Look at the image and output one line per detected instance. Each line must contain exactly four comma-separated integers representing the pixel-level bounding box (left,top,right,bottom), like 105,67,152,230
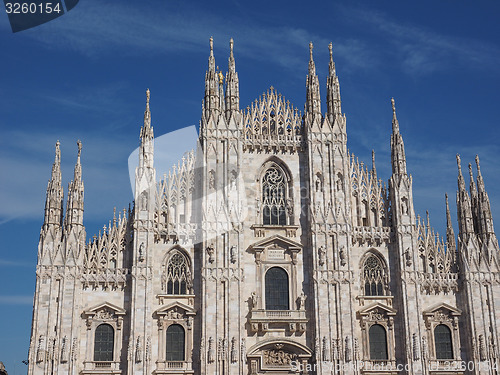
166,252,191,295
434,324,453,359
369,324,388,360
93,323,114,361
166,324,185,361
262,166,287,225
363,254,386,296
265,267,289,310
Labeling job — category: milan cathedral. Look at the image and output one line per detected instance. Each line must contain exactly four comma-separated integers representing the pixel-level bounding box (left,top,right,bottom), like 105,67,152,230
28,38,500,374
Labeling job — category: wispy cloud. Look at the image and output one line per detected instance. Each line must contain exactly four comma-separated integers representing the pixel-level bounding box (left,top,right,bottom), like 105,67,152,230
340,6,500,75
0,295,33,305
4,1,373,74
0,259,34,267
0,129,134,224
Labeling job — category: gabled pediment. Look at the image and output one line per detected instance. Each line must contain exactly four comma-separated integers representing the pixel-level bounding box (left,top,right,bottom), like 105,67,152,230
423,303,461,316
250,234,302,252
84,301,126,317
358,302,397,316
155,301,196,316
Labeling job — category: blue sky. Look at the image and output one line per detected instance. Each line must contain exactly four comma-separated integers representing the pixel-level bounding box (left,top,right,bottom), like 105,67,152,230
1,0,500,370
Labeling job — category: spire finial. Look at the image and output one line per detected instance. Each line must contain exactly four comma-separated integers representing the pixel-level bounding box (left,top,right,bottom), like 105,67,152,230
391,97,396,115
372,150,376,173
329,42,333,58
146,88,150,107
209,36,214,56
309,41,313,61
456,154,462,174
77,140,82,159
230,38,234,57
475,155,481,174
55,140,61,162
468,162,474,181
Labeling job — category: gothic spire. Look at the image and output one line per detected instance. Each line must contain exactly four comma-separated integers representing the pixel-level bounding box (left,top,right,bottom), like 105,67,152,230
326,42,342,123
225,38,239,117
456,154,474,237
468,162,479,233
371,150,377,179
139,89,154,170
475,155,495,236
204,36,220,119
140,88,154,142
390,98,407,176
445,193,457,255
64,140,84,230
306,42,321,116
43,141,64,229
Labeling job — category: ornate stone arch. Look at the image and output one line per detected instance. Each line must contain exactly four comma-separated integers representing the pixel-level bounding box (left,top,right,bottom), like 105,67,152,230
246,339,312,374
161,246,193,295
257,157,294,226
359,250,390,297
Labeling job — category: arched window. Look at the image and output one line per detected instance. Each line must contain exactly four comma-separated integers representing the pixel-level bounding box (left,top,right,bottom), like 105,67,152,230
166,252,191,295
262,166,287,225
369,324,388,360
265,267,289,310
434,324,453,359
94,324,114,361
166,324,185,361
363,254,386,296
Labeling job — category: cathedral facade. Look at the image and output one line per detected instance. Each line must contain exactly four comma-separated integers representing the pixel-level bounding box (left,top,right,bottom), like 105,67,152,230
28,39,500,375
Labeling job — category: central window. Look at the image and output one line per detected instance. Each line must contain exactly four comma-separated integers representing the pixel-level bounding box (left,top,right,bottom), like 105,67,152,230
434,324,453,359
265,267,289,310
94,324,114,362
369,324,388,360
166,324,185,361
262,166,287,225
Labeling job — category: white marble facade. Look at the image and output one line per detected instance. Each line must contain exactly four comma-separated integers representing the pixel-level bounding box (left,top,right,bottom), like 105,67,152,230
28,39,500,375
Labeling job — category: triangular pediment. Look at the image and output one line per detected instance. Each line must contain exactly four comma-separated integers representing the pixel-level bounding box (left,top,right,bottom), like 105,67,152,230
84,301,126,316
358,302,397,316
423,303,461,316
250,235,302,252
155,301,196,316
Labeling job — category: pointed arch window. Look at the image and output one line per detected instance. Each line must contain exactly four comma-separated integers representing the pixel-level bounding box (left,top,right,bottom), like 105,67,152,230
166,324,185,361
166,252,191,295
265,267,289,310
262,166,287,225
363,254,387,296
369,324,388,360
94,324,114,361
434,324,453,359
